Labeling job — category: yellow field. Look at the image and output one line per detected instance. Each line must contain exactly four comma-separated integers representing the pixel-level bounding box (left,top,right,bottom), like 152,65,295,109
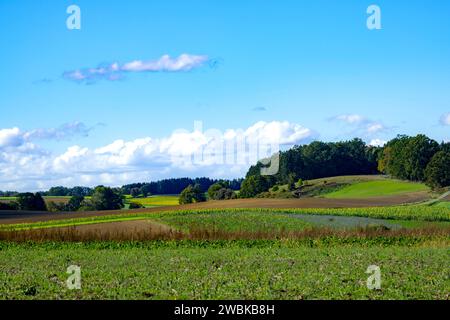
128,195,179,207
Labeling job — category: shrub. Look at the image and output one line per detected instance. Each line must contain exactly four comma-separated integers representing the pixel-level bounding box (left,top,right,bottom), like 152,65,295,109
213,188,237,200
179,184,206,204
0,202,18,210
16,193,47,211
129,202,144,209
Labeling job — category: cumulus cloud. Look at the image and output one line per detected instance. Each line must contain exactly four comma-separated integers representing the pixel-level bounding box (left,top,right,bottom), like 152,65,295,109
369,139,387,147
24,122,94,141
334,114,365,124
0,122,94,149
0,121,314,191
0,127,24,148
63,54,210,83
440,113,450,126
332,114,388,136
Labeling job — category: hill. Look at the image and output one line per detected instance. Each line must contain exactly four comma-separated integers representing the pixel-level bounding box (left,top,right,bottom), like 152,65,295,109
324,179,429,199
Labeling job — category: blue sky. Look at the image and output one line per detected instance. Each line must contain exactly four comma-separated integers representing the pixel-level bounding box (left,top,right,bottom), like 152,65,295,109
0,0,449,190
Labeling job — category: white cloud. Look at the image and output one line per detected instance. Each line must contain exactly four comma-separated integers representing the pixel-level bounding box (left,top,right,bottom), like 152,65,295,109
366,122,386,134
0,127,24,148
0,122,94,149
122,54,208,72
369,139,387,147
63,54,210,83
332,114,388,136
0,121,315,191
335,114,365,124
24,121,93,141
440,113,450,126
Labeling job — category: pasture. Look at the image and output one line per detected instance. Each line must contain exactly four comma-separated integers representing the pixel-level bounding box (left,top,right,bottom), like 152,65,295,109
324,180,429,199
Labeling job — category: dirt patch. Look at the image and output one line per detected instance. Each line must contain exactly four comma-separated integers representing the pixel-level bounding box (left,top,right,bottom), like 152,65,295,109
0,191,431,225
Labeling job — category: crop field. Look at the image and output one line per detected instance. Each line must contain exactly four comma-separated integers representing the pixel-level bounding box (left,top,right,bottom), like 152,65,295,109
0,241,448,300
128,195,179,207
324,180,429,199
0,196,72,204
1,204,449,300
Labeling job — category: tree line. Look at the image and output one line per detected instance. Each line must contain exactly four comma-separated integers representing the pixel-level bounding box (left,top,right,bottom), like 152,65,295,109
240,135,450,197
0,186,124,212
121,177,242,197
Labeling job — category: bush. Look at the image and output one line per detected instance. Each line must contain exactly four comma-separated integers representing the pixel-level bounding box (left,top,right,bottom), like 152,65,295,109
66,195,84,211
207,183,224,200
46,201,66,212
0,202,18,210
16,193,47,211
129,202,144,209
179,184,206,204
213,188,237,200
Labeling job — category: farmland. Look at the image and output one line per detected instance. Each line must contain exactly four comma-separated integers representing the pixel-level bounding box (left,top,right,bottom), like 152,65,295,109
1,177,449,300
324,180,429,199
0,241,448,300
127,195,179,207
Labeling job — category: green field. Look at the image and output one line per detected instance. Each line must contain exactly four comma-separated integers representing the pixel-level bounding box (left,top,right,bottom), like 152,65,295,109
324,180,428,199
1,195,449,300
3,206,450,232
0,241,448,300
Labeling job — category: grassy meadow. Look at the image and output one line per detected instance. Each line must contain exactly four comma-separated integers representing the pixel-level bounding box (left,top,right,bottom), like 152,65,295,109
325,180,429,199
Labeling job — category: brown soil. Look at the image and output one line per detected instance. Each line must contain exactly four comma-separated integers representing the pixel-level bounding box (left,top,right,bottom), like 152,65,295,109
0,191,431,225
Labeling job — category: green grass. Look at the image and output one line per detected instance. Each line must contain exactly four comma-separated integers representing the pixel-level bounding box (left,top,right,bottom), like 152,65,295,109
155,211,312,233
2,206,450,232
128,195,179,207
433,202,450,209
0,241,448,300
324,180,428,199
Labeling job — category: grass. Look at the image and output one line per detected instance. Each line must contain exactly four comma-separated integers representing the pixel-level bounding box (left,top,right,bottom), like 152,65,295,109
2,206,450,233
154,211,312,233
433,202,450,209
324,180,428,199
0,241,448,300
0,204,449,300
128,195,179,207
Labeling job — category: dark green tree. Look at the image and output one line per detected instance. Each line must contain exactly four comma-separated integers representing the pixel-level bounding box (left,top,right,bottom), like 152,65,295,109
90,186,124,211
16,193,47,211
239,175,268,198
179,184,206,204
213,188,236,200
207,182,226,200
66,195,85,211
425,151,450,188
130,187,141,198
